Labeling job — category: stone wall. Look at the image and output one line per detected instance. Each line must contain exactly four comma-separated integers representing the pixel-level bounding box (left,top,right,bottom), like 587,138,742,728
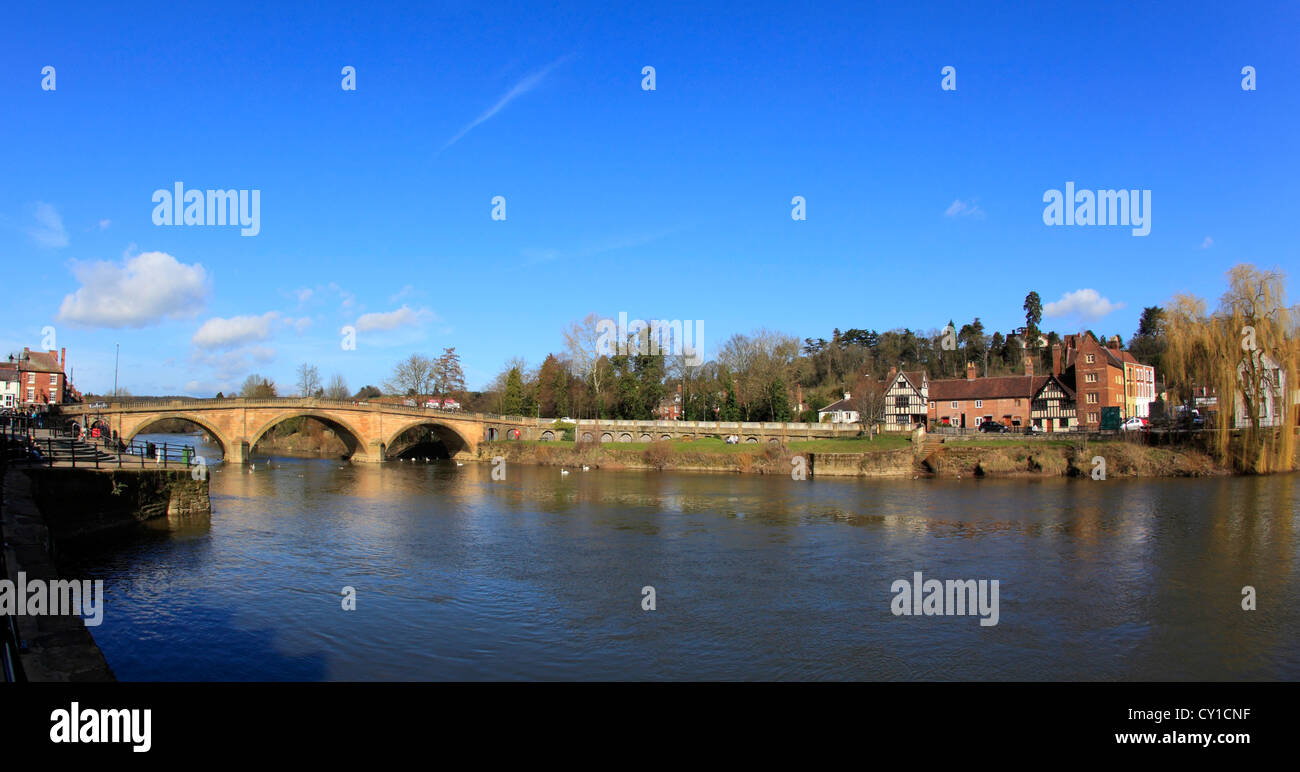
23,468,211,540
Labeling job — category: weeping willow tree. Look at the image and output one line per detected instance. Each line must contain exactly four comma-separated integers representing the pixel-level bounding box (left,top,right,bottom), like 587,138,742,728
1164,265,1299,473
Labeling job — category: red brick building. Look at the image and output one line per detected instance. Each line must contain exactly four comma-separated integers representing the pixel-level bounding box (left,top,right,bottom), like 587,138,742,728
9,348,74,407
929,362,1040,429
1057,334,1129,429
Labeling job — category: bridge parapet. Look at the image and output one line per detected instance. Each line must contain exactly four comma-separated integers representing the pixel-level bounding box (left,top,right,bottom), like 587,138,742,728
56,397,566,464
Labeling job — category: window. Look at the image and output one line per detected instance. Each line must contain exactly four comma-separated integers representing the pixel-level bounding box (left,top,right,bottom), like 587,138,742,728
975,400,983,408
929,401,935,409
27,373,35,384
951,401,958,409
1085,373,1098,383
49,373,58,386
26,387,34,401
1086,393,1098,404
1085,354,1095,364
1014,399,1021,406
1088,412,1099,423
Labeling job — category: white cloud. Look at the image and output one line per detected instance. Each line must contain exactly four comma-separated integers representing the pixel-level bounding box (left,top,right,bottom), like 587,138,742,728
191,346,278,385
327,282,356,309
28,202,69,247
1201,236,1214,249
58,251,208,328
295,287,313,304
355,305,435,332
1044,289,1125,321
192,312,279,349
944,199,984,219
441,54,573,151
98,219,111,230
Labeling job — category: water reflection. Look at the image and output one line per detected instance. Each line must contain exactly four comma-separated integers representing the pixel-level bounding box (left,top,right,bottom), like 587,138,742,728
58,433,1300,681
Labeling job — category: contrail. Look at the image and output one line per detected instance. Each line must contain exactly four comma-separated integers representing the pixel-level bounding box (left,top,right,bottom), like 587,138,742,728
440,54,574,152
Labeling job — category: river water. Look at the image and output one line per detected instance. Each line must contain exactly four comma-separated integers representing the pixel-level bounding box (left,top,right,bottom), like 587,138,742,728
59,432,1300,680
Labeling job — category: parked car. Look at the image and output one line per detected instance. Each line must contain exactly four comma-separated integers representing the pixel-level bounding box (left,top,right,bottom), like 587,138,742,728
979,420,1010,433
403,398,416,407
441,399,461,411
1024,424,1045,434
424,399,442,409
1122,417,1149,431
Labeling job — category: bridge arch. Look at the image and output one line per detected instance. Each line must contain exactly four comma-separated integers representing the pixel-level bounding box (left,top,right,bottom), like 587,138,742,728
123,412,233,460
246,411,368,460
382,419,475,460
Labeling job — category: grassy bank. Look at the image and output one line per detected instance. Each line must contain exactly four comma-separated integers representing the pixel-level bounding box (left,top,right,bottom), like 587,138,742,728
476,434,1243,479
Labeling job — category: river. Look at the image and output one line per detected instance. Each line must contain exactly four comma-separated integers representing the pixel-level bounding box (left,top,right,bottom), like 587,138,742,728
58,432,1300,680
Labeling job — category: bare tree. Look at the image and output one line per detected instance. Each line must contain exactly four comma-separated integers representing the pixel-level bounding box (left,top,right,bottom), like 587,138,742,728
296,363,322,397
240,374,277,398
849,375,888,433
384,354,433,396
563,313,609,417
325,373,350,400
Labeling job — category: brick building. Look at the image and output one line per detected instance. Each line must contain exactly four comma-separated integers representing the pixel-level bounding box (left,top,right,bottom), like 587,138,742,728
928,359,1078,431
8,348,74,407
1056,334,1152,428
929,361,1039,429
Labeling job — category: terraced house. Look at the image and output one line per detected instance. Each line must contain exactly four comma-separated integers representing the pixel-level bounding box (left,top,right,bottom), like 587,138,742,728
927,358,1079,432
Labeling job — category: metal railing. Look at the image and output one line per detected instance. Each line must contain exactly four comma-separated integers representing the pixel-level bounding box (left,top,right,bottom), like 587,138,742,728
1,420,198,470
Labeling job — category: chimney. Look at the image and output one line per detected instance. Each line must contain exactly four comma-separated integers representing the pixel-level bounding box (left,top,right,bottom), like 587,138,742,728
1024,355,1034,377
796,383,804,411
60,347,66,371
843,391,851,401
887,366,897,382
1052,343,1062,377
965,362,977,381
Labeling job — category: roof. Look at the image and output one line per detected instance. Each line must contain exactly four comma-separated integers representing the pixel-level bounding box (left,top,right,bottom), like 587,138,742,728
20,350,62,373
897,370,928,391
819,398,855,413
930,375,1045,401
0,369,18,382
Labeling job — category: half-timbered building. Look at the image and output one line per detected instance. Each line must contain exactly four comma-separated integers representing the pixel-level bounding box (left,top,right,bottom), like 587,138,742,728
1030,374,1077,432
884,369,928,430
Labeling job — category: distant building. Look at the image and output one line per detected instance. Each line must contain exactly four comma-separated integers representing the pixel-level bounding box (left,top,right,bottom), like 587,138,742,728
1233,351,1289,429
656,384,683,420
818,392,859,424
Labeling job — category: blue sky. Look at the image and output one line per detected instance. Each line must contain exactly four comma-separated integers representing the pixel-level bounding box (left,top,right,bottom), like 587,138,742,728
3,1,1297,394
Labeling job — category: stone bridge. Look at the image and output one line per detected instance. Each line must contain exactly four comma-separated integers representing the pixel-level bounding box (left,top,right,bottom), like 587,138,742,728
56,398,566,464
575,419,866,444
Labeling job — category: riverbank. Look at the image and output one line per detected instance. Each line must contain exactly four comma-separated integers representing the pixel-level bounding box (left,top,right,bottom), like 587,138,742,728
0,465,212,681
476,435,1237,478
1,469,115,681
